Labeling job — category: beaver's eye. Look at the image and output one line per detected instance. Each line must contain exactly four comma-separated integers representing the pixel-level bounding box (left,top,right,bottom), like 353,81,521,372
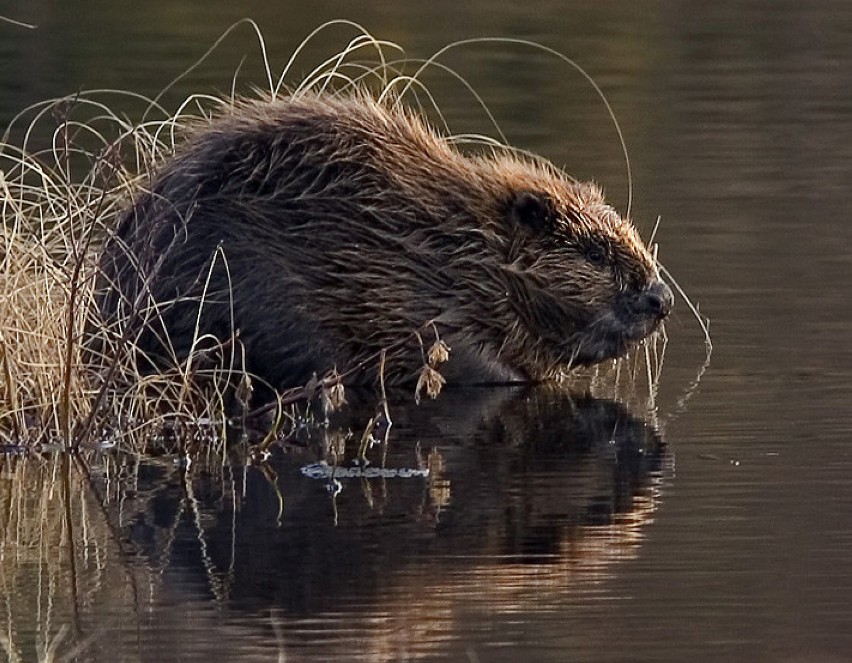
509,191,554,233
586,245,606,266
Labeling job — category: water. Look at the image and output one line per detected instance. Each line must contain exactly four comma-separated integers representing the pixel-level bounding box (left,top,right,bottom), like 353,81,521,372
2,1,852,661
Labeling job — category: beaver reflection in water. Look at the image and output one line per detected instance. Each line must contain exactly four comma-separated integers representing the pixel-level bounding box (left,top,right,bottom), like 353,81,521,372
98,93,672,388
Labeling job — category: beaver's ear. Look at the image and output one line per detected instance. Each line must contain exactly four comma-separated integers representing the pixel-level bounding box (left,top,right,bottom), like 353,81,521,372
509,191,555,233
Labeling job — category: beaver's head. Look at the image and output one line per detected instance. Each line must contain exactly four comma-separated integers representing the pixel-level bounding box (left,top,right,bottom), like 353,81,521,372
480,160,672,378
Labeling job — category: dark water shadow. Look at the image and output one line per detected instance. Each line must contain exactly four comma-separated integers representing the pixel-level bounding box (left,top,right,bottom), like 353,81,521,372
0,385,668,661
76,385,666,659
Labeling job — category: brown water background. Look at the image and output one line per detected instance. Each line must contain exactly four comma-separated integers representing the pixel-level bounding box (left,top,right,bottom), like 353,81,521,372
2,1,852,661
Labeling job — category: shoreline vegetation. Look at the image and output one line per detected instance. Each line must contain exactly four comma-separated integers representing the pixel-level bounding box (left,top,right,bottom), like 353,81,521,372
0,20,702,456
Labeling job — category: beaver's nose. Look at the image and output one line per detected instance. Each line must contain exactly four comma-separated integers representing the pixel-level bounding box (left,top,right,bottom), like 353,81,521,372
644,279,674,319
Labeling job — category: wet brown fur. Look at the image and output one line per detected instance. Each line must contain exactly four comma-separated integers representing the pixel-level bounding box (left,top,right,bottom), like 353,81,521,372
98,92,671,388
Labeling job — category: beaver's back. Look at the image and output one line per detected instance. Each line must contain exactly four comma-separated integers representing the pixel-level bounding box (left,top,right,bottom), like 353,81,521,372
98,95,497,386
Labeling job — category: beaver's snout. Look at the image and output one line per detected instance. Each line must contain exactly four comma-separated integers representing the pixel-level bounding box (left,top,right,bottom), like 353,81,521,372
608,278,674,342
566,279,673,367
620,279,673,328
641,280,674,320
621,280,674,325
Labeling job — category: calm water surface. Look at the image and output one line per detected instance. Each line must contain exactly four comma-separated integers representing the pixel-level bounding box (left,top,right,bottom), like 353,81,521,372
2,1,852,661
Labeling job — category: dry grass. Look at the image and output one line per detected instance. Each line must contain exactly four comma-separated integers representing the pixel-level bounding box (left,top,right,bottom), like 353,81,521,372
0,21,396,451
0,89,238,451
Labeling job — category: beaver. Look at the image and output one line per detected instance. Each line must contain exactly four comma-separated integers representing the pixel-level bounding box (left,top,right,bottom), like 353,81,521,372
97,92,672,388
